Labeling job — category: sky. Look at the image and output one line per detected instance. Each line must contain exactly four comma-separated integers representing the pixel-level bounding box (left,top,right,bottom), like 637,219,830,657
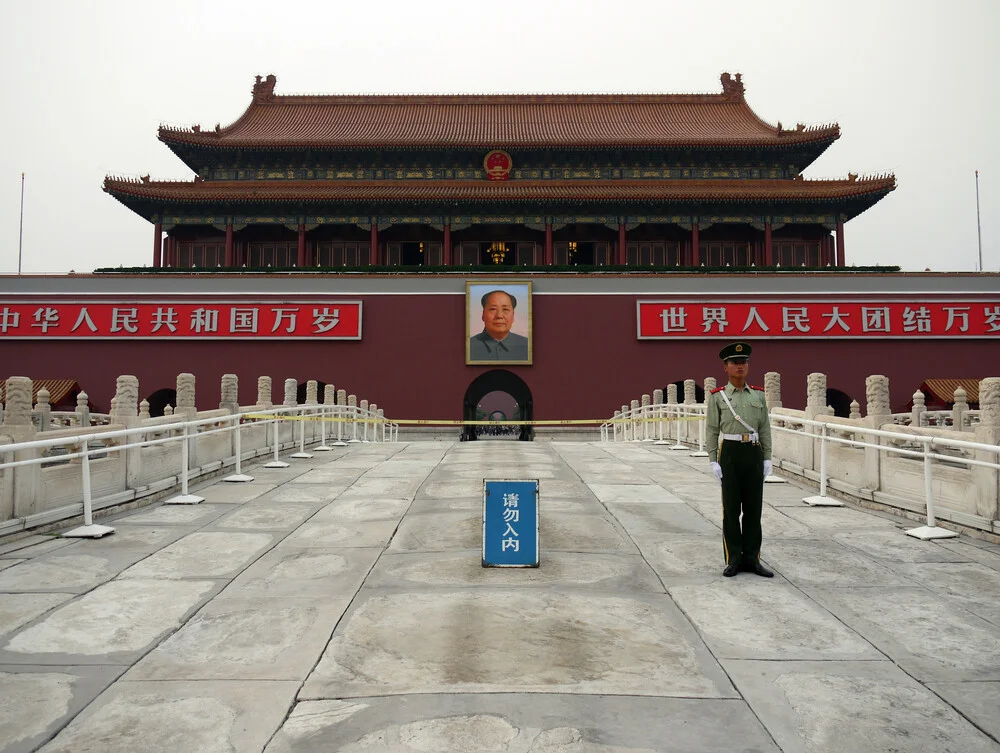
2,0,998,274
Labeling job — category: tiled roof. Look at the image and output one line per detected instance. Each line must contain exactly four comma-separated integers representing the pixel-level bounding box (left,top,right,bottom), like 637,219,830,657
0,379,82,407
919,379,981,405
104,176,895,204
157,75,839,150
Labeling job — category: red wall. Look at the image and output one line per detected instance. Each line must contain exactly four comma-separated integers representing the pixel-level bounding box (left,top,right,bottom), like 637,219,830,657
2,293,995,419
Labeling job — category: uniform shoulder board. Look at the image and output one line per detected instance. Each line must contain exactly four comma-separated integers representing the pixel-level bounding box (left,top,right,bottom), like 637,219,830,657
710,386,725,394
751,385,765,392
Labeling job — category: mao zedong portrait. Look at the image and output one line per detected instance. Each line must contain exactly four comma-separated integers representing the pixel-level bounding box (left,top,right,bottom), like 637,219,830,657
468,289,529,362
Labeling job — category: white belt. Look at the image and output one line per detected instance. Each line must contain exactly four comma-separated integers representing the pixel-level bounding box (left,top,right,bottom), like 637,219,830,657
722,432,759,443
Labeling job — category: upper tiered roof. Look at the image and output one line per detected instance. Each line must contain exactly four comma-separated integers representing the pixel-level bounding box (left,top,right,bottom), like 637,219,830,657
158,73,840,151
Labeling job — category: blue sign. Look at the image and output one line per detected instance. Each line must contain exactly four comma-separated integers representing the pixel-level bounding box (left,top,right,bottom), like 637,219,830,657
483,479,539,567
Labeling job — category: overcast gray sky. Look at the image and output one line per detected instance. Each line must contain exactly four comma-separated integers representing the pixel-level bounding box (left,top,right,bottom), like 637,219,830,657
2,0,997,274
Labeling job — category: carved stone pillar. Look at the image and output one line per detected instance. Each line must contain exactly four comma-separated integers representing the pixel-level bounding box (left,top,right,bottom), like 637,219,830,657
973,378,1000,520
323,385,336,405
176,373,196,417
2,376,37,518
666,385,677,405
111,376,140,421
704,377,717,398
76,391,90,428
283,379,297,407
683,379,696,405
952,387,969,431
305,380,318,406
764,372,782,410
910,390,927,427
257,376,273,409
805,373,827,420
34,389,51,432
220,374,239,413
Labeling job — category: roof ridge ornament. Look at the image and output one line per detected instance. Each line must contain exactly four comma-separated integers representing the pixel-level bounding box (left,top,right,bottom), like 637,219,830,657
720,72,745,99
253,74,277,102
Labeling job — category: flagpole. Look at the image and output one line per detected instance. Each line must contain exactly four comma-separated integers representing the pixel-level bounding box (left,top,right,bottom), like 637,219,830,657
975,170,983,273
18,172,25,275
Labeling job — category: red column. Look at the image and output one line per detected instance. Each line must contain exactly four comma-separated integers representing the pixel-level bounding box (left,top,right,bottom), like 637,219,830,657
443,224,451,265
225,223,234,267
764,222,773,267
370,224,379,266
152,223,162,268
618,223,626,265
297,224,306,267
691,223,700,267
165,236,174,268
545,223,553,265
835,220,845,267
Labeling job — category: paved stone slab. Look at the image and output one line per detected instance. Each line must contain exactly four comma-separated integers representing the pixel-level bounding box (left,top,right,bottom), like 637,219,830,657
588,484,686,505
68,524,189,552
126,595,352,681
832,529,972,563
936,539,1000,570
365,551,664,592
632,533,727,581
928,681,1000,743
386,512,481,552
0,558,24,572
224,546,381,599
264,694,779,753
724,659,1000,753
312,496,411,522
892,561,1000,625
302,591,734,699
210,501,322,530
604,500,719,536
779,506,903,530
0,666,123,753
114,503,231,526
761,539,915,587
759,505,815,537
196,482,277,504
1,579,218,662
0,593,74,638
806,586,1000,681
119,532,276,579
0,537,76,558
362,460,441,477
282,518,400,548
290,468,363,484
35,680,298,753
265,484,345,503
669,581,878,660
0,553,124,593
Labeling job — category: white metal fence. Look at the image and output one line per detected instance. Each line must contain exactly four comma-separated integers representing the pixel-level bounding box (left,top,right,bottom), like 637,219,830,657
0,404,397,538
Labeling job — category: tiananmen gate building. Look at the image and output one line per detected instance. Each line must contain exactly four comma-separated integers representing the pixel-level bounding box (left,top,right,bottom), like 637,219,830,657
2,73,998,434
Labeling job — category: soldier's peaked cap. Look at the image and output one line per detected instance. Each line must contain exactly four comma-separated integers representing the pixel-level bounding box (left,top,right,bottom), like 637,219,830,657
719,342,752,361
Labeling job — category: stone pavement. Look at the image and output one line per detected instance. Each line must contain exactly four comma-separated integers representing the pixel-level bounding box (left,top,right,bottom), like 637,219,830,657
1,440,1000,753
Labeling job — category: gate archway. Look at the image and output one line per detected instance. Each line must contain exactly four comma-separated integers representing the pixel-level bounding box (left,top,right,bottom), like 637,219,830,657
462,369,534,441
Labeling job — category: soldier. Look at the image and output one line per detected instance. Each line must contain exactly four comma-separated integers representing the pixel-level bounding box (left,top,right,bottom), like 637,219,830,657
706,342,774,578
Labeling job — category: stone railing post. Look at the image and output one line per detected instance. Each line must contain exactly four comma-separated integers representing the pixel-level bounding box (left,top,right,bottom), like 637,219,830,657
952,387,969,431
683,379,696,405
34,388,51,432
109,375,142,486
864,375,892,494
283,379,297,407
973,377,1000,522
323,385,335,405
640,394,651,440
220,374,239,413
76,391,90,428
704,377,716,398
305,380,318,406
764,372,782,410
256,376,273,409
805,373,827,421
629,399,639,441
369,403,379,442
176,373,196,418
849,400,861,420
348,394,358,441
1,377,38,520
139,399,151,420
910,390,927,427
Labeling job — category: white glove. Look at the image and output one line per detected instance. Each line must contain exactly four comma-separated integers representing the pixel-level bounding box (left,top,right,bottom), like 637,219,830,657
763,460,773,477
710,462,723,481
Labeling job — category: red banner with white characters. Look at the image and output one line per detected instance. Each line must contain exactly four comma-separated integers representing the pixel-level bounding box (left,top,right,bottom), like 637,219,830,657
637,300,1000,339
0,301,362,339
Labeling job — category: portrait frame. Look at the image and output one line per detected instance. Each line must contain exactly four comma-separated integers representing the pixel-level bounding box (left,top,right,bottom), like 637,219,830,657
466,281,533,365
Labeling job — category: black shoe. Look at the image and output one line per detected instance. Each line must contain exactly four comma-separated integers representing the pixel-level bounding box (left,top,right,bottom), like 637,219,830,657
723,562,741,577
746,562,774,578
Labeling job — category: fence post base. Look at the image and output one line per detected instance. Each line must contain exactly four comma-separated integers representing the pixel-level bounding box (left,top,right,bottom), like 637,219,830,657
905,524,959,540
165,493,205,505
63,523,115,538
764,472,785,484
224,473,254,483
802,494,843,506
689,450,709,458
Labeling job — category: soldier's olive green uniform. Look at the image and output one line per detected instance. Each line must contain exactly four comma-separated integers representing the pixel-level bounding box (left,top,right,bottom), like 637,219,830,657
706,382,772,567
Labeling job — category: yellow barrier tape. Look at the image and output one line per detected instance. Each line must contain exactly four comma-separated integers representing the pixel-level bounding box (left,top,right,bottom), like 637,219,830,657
242,414,703,426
